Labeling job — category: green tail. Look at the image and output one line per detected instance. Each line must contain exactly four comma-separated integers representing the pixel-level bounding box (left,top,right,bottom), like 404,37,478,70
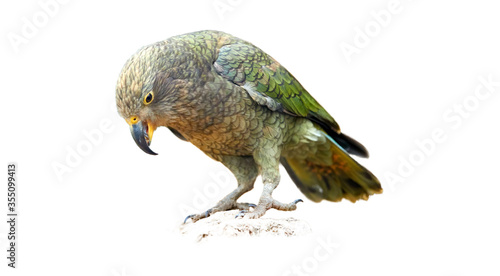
281,133,382,203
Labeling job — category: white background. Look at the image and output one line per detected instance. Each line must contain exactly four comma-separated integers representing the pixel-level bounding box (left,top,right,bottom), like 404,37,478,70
1,0,500,275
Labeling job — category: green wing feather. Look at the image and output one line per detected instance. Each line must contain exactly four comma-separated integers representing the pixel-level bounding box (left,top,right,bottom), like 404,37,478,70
214,42,340,133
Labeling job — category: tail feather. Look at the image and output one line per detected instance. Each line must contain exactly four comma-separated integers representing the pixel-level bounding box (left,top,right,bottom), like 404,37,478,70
307,116,369,158
329,132,369,158
281,132,382,203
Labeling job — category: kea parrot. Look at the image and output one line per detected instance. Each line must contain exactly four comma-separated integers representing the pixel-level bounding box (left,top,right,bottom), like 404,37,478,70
115,30,382,223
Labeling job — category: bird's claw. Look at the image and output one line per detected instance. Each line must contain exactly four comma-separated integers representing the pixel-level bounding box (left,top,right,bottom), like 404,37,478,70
183,214,195,224
235,210,247,219
204,208,213,216
293,199,303,204
184,208,213,224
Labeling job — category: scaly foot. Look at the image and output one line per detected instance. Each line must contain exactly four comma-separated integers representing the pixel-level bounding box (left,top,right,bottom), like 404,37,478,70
184,201,256,223
235,198,303,219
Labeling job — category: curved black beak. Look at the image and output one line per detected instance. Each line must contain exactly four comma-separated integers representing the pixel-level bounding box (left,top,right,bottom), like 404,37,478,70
130,121,158,155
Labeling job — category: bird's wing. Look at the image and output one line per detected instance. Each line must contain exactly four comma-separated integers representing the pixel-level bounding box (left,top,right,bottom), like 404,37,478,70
214,42,340,134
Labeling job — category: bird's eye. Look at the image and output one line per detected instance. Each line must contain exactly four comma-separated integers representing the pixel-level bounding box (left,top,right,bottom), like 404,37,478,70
144,92,154,105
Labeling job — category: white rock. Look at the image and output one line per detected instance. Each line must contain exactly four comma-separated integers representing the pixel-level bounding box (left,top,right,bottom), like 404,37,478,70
179,210,312,242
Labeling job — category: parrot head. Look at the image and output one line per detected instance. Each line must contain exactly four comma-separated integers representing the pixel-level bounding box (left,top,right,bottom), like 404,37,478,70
115,46,166,156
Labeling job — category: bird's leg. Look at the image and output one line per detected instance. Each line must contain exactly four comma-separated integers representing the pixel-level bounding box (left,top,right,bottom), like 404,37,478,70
184,156,258,223
238,171,302,219
237,149,302,219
